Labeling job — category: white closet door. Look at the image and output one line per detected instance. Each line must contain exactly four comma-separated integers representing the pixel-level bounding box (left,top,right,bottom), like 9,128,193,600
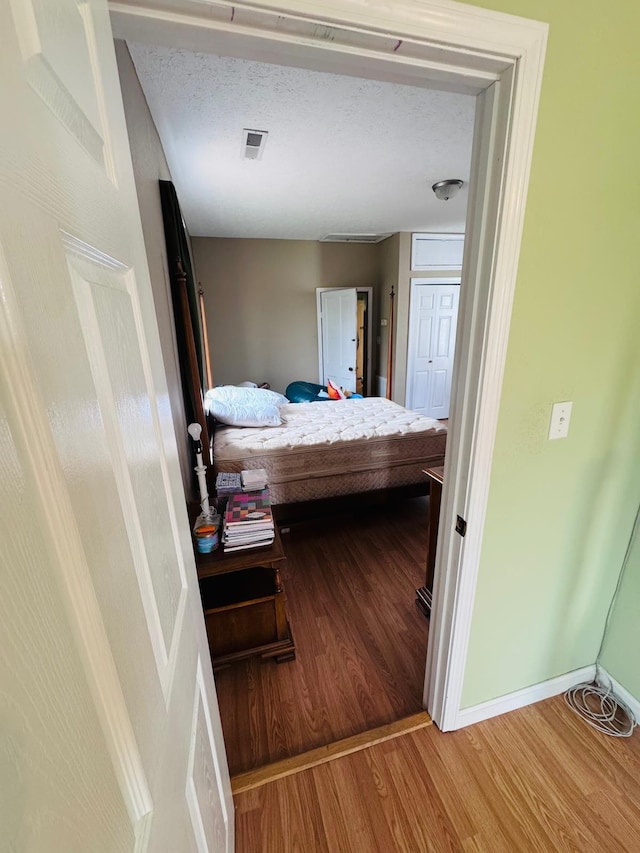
0,2,231,851
406,282,460,419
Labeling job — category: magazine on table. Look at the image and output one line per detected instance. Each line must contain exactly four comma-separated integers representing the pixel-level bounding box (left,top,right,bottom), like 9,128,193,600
224,489,273,528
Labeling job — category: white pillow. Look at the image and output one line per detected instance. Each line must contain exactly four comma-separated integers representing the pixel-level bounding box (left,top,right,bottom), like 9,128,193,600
206,385,288,407
204,386,287,427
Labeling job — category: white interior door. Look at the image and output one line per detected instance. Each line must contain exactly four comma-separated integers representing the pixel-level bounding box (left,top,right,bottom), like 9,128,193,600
320,287,358,392
0,2,231,851
406,281,460,419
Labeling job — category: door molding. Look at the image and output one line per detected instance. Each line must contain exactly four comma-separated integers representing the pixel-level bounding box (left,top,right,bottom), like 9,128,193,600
316,286,373,396
110,0,548,731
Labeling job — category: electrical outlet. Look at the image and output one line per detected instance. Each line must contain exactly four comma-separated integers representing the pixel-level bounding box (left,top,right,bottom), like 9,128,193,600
380,318,388,326
549,401,572,440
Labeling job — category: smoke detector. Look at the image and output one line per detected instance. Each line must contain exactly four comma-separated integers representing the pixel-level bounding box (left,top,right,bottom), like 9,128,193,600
242,128,268,160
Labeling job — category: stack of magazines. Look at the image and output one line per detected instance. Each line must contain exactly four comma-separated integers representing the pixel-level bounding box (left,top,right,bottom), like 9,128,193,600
222,488,274,552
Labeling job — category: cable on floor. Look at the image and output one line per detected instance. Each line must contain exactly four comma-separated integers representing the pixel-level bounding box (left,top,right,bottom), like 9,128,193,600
564,677,636,738
564,500,640,738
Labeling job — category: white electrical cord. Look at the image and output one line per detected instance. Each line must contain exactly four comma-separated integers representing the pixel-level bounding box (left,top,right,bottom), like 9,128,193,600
563,501,640,738
564,678,635,737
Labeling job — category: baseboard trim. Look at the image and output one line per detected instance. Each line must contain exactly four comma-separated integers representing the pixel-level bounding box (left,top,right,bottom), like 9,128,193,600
596,667,640,725
231,711,432,794
456,665,597,729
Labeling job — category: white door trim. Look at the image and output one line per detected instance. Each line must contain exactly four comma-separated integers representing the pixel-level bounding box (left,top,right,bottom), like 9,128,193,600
316,286,373,395
456,665,597,729
110,0,548,732
405,277,461,413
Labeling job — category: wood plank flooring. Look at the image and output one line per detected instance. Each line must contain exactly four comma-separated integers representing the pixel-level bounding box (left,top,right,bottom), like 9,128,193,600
215,497,430,775
235,695,640,852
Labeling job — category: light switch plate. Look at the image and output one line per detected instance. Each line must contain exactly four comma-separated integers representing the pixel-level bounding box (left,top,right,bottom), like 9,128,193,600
549,401,572,440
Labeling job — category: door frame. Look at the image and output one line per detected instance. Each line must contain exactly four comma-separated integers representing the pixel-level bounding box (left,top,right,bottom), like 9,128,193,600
316,286,374,396
405,277,461,416
110,0,548,731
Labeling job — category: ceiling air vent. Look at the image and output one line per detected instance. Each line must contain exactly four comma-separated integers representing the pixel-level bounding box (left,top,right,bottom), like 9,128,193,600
242,128,268,160
321,233,392,243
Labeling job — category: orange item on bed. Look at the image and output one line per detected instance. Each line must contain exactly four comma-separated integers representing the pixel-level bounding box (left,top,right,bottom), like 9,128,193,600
326,379,344,400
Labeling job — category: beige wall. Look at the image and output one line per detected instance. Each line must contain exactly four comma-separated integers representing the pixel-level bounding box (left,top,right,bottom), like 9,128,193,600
115,42,191,491
192,238,381,395
391,232,412,405
376,234,399,397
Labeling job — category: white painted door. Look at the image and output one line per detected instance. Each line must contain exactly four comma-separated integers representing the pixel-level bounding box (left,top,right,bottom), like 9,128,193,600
0,3,232,852
320,287,358,392
406,281,460,419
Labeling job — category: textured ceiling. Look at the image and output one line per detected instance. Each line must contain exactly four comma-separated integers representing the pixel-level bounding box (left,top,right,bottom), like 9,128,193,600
128,45,476,240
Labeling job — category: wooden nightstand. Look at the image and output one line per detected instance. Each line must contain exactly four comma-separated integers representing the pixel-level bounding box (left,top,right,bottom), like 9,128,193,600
191,509,296,669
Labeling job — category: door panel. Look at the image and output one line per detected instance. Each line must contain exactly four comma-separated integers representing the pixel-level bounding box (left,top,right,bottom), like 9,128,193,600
432,369,448,408
406,282,460,419
67,245,187,694
0,393,135,852
416,316,434,359
186,660,229,853
0,2,231,850
436,315,453,358
320,287,358,392
11,0,107,169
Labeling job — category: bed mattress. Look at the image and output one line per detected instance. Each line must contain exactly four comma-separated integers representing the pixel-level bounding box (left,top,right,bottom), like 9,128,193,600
213,397,447,504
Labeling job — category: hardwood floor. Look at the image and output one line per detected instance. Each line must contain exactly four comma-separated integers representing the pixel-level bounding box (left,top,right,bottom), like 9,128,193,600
235,695,640,852
215,496,430,775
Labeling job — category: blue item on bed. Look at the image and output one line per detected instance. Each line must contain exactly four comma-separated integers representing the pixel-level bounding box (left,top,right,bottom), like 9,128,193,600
285,381,363,403
285,381,329,402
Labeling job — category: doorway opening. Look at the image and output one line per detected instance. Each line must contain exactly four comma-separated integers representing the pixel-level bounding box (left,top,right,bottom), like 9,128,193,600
124,33,466,770
112,0,547,747
356,293,368,396
316,286,374,397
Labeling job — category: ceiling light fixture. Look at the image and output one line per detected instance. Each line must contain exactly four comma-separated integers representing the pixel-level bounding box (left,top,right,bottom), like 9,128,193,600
432,179,464,201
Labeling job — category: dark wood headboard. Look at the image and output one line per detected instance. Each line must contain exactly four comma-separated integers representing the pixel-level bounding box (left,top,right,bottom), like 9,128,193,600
159,179,213,489
175,258,210,461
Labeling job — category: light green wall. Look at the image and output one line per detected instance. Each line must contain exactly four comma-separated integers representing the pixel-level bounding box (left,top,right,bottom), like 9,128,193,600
461,0,640,706
600,525,640,699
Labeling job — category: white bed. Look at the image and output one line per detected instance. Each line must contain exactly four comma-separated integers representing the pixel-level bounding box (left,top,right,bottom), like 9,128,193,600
213,397,447,505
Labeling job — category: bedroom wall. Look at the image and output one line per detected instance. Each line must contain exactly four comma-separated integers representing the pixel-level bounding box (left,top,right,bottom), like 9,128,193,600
459,0,640,707
599,522,640,702
391,232,413,406
115,41,192,491
376,234,400,398
192,237,381,394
